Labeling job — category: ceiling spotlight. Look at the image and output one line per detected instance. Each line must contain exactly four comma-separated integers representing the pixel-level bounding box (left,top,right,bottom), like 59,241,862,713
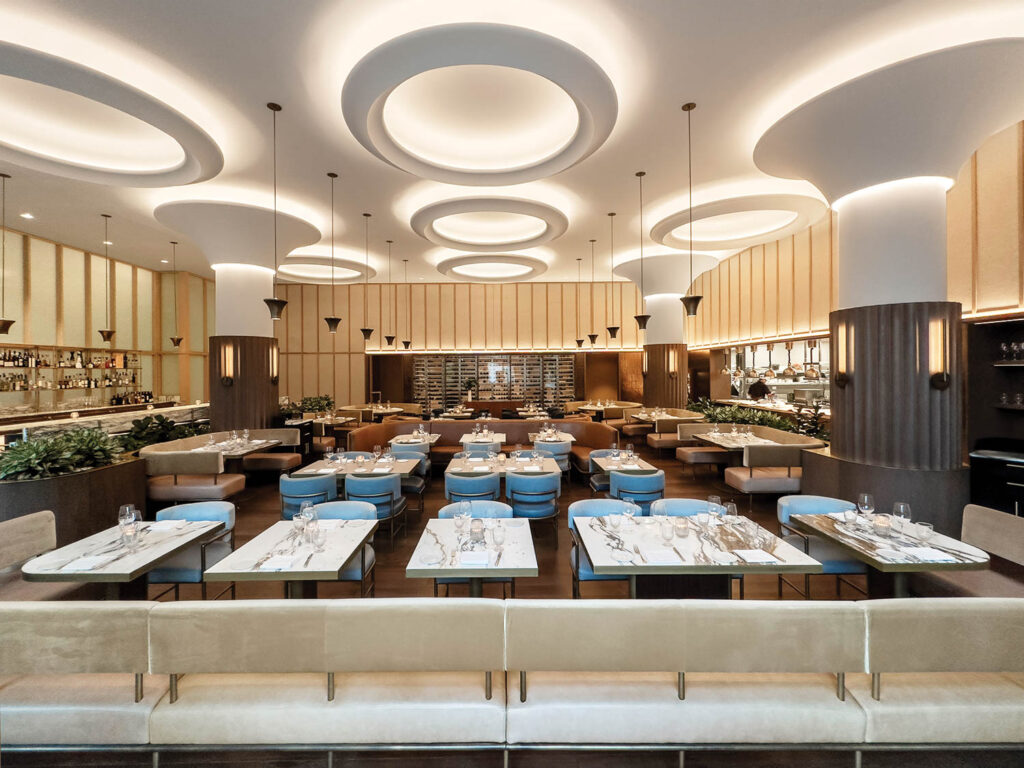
19,212,33,220
102,240,113,246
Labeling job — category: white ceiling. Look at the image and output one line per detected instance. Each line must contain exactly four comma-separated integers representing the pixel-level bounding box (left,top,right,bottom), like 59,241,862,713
0,0,1022,282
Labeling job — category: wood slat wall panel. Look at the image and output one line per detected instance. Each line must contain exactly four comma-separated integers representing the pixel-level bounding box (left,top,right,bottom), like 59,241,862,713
532,284,547,348
946,158,975,311
751,245,765,339
501,284,517,349
792,228,811,334
810,217,832,329
975,124,1021,311
739,249,751,340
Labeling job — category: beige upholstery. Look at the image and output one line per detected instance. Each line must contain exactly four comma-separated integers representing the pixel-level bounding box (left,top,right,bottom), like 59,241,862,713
249,428,301,447
0,510,56,569
142,450,224,477
147,473,246,502
724,466,803,493
962,504,1024,565
676,445,729,465
241,453,302,472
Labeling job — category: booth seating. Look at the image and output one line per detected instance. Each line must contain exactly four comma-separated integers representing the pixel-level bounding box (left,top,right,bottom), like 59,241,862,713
675,423,731,476
241,428,303,473
0,511,94,601
724,437,824,508
309,421,336,457
645,411,705,456
910,505,1024,598
603,406,641,432
4,598,1023,752
139,438,245,505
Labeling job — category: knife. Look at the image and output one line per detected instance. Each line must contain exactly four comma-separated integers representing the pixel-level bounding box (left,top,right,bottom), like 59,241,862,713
672,546,686,563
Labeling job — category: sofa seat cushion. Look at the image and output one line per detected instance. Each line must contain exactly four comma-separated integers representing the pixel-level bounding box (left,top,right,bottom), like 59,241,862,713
603,418,627,431
675,446,728,465
147,474,245,502
311,437,336,454
506,672,865,744
782,535,867,575
148,542,234,584
149,672,505,744
647,433,682,450
908,569,1024,598
724,466,802,494
621,424,653,437
845,672,1024,743
0,572,94,601
242,452,302,472
0,673,168,745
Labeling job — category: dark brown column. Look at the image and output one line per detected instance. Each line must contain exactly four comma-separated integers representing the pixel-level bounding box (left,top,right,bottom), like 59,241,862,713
209,336,279,432
642,343,688,408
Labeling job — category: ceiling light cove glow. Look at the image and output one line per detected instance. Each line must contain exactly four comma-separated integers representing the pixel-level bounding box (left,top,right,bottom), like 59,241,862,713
451,263,532,279
673,210,799,242
382,65,578,172
432,211,548,245
831,176,954,214
278,264,362,283
437,253,548,282
412,197,568,252
18,212,33,219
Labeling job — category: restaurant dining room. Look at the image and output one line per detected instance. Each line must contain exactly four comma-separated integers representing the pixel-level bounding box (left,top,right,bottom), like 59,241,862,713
2,1,1024,767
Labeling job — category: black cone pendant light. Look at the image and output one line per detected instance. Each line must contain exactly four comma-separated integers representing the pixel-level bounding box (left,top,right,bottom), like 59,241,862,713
680,102,703,317
586,238,598,346
359,213,373,342
97,214,115,344
605,212,619,340
401,258,411,349
0,173,14,334
575,256,584,348
633,171,650,331
323,172,342,334
383,240,395,347
263,103,287,320
168,241,183,347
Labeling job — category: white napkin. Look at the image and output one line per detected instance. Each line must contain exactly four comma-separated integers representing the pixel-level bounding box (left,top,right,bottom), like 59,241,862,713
709,550,740,565
639,548,678,565
828,511,856,521
351,467,368,473
317,468,336,474
522,466,541,472
371,467,391,474
148,520,186,532
902,546,957,563
458,550,490,567
317,519,342,529
259,555,298,571
734,549,778,564
516,457,529,462
472,466,490,472
251,439,266,444
468,457,484,462
620,463,641,470
62,554,116,572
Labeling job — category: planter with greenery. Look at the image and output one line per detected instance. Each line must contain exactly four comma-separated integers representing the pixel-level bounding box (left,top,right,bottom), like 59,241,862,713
687,397,830,441
279,395,335,418
463,378,478,401
117,415,211,454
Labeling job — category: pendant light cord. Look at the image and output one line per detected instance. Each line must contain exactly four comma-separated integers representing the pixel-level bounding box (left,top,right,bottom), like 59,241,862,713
386,239,393,337
636,171,646,302
272,107,279,295
608,212,616,327
103,214,111,329
576,256,582,340
329,173,337,314
589,238,596,333
403,258,410,341
0,173,6,318
363,213,370,327
170,241,178,333
687,106,694,287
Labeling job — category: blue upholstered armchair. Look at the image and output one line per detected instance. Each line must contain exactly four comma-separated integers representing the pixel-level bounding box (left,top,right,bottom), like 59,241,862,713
567,498,633,599
586,448,616,494
777,494,867,598
312,500,378,597
392,449,429,516
607,470,665,514
533,440,571,474
279,473,338,520
649,498,709,517
344,473,407,548
505,470,561,546
445,472,501,503
147,501,235,600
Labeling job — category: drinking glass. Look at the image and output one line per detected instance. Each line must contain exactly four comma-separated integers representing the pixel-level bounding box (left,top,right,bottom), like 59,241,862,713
707,495,721,515
372,444,382,461
492,524,506,547
608,514,622,531
243,428,250,442
731,424,739,435
915,522,934,542
454,511,468,532
355,455,366,467
122,521,141,552
660,520,675,545
623,498,636,525
872,514,892,538
312,526,327,553
292,510,308,535
487,451,497,463
723,502,738,520
857,493,875,516
843,509,858,525
673,518,690,538
231,430,238,442
625,444,635,459
206,433,216,447
515,443,523,456
892,502,912,532
118,504,137,528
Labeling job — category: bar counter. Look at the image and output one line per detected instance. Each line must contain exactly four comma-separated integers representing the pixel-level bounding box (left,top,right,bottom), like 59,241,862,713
0,402,210,440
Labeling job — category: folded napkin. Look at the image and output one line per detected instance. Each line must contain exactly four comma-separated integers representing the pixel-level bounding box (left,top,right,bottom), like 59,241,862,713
619,463,641,470
828,511,856,521
458,550,490,567
516,457,529,462
902,546,957,563
639,547,678,565
468,457,484,462
251,439,266,444
62,554,117,572
371,467,391,474
473,466,490,472
351,467,369,473
317,519,343,530
522,466,541,472
259,555,298,571
148,520,187,532
734,549,778,564
317,468,336,474
709,550,740,565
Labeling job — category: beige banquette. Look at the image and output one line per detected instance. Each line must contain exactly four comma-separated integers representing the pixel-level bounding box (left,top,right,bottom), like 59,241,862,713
240,428,302,473
139,433,246,504
348,419,617,476
643,410,706,454
2,598,1023,751
0,511,94,601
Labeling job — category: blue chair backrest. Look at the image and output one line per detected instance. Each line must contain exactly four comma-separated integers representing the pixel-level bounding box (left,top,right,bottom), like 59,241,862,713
445,472,500,502
438,500,512,519
567,498,632,530
462,442,500,456
313,500,377,520
344,473,402,517
588,448,616,473
649,498,709,517
398,441,430,455
339,451,373,460
506,470,560,502
280,474,338,520
157,501,235,531
609,470,665,509
534,440,571,457
777,494,855,524
392,450,428,475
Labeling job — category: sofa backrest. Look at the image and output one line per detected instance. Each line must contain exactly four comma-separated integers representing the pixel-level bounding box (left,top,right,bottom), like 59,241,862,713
743,444,809,469
250,428,301,447
961,504,1024,565
141,450,224,477
864,598,1024,674
0,601,152,675
0,510,56,569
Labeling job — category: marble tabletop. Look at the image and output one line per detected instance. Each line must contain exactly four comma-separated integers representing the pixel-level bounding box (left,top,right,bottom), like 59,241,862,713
693,432,779,450
293,458,420,477
446,456,561,476
590,455,658,473
529,431,575,443
406,518,538,580
390,433,440,446
460,432,506,444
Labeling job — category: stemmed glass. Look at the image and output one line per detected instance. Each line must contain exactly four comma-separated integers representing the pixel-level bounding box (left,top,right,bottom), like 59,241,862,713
118,504,137,528
623,497,636,526
707,495,721,515
892,502,912,533
372,444,382,462
857,493,875,519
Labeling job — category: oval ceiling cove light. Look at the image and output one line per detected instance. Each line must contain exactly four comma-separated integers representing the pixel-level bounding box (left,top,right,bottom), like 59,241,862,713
411,197,568,251
0,41,222,186
437,253,547,282
342,23,617,185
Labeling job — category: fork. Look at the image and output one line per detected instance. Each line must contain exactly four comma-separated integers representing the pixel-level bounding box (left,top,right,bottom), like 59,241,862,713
633,544,647,564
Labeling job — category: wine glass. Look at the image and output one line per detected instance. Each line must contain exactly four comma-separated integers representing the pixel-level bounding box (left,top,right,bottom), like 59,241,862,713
857,493,875,518
608,514,622,531
492,523,506,547
372,444,382,461
118,504,136,528
623,498,636,525
242,428,250,442
707,495,722,515
723,501,738,520
312,526,327,553
660,519,675,545
892,502,912,532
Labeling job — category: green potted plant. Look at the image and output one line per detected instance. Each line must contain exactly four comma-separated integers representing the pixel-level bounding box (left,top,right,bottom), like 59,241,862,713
463,378,478,402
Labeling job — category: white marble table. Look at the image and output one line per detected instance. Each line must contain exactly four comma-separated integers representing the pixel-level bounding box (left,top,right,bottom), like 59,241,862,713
574,514,821,598
591,455,658,473
439,411,474,419
389,433,440,446
406,518,538,597
190,438,281,459
446,457,561,476
529,431,576,443
292,458,420,478
205,519,378,598
693,432,779,451
22,520,225,599
460,432,506,445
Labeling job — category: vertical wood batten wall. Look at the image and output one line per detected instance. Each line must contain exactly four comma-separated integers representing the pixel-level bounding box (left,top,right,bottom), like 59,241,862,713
274,281,642,405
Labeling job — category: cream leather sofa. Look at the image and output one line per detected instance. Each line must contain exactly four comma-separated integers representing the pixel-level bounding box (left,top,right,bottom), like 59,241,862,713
0,511,94,601
2,598,1023,753
139,433,246,504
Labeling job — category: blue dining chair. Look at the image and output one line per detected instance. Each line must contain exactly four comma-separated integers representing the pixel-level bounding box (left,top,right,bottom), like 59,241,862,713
445,472,501,503
505,470,561,547
462,441,500,457
567,499,632,599
392,449,429,516
344,473,406,548
147,501,235,600
777,494,867,599
313,500,377,597
586,448,617,494
607,470,665,514
279,473,338,520
435,500,514,597
533,440,571,474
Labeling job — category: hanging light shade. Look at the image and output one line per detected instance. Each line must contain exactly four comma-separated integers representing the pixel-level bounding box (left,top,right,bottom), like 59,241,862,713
782,342,796,377
97,214,115,344
168,240,183,347
679,103,703,317
574,256,585,348
763,343,776,379
323,172,342,334
633,171,651,331
400,258,411,350
719,347,732,376
605,212,619,339
263,102,287,319
402,340,411,350
359,212,373,342
587,333,599,346
0,173,13,334
804,339,821,379
745,346,759,378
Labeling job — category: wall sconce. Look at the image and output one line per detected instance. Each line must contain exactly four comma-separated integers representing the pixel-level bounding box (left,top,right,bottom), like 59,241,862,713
642,349,648,377
220,342,235,387
834,323,853,388
668,348,678,378
269,344,279,385
929,317,950,390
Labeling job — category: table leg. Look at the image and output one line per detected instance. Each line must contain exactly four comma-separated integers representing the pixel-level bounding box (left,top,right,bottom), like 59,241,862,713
633,574,731,599
866,568,907,599
892,572,909,598
286,580,318,599
108,578,149,600
468,578,484,598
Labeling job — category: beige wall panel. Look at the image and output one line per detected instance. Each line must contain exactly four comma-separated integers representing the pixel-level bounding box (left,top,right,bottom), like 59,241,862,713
140,354,154,393
440,283,457,349
975,124,1021,310
335,284,352,353
113,260,133,348
204,279,215,349
61,247,86,348
187,276,204,352
751,245,765,339
317,353,333,398
561,284,577,347
301,353,318,396
946,160,975,309
409,284,425,349
778,237,794,335
349,284,366,350
316,285,335,353
396,284,411,348
89,254,108,344
576,283,592,347
136,268,153,352
708,268,721,343
29,238,57,346
727,257,740,340
349,354,366,403
622,283,638,349
423,284,440,350
513,284,530,349
1,232,24,343
189,356,204,404
792,228,811,333
468,284,486,348
370,284,386,351
545,283,562,348
764,241,779,338
159,275,175,353
810,217,832,330
284,283,302,352
591,284,607,347
333,354,349,407
532,284,547,348
451,283,469,348
830,212,840,311
501,284,517,349
161,355,180,399
739,248,752,340
286,353,303,401
484,284,499,348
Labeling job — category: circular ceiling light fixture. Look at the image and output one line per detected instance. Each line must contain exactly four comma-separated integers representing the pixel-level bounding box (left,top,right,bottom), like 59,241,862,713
437,253,547,283
650,193,826,251
0,42,222,187
342,23,617,186
411,197,568,251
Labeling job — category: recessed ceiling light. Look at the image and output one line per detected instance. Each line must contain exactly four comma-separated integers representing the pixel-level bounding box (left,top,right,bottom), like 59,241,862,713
19,212,33,219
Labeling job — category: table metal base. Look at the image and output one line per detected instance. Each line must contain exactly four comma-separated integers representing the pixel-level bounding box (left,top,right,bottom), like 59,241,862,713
468,578,483,598
105,578,149,601
633,574,732,599
286,581,319,599
866,569,909,599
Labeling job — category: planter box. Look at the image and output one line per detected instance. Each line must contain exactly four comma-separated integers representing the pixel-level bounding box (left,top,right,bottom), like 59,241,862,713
0,458,147,547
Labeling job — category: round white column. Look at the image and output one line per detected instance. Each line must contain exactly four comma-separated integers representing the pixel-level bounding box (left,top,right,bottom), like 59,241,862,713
836,177,950,310
213,264,276,337
643,294,686,345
